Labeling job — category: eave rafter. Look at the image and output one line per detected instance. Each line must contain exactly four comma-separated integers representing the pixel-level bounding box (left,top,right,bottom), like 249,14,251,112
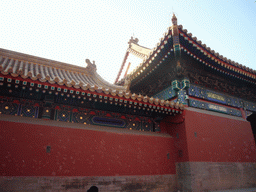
128,31,173,84
0,50,128,93
127,21,256,86
0,75,184,114
179,29,256,84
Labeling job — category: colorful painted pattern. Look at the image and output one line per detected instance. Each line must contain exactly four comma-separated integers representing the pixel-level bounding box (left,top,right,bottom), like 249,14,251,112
153,78,190,104
55,110,71,122
245,110,254,118
0,101,39,118
244,101,256,112
91,116,126,128
72,112,89,124
0,98,157,132
0,102,19,116
54,108,155,131
20,105,38,118
177,89,188,105
172,78,190,91
0,76,183,113
188,84,256,111
153,86,176,100
189,99,242,117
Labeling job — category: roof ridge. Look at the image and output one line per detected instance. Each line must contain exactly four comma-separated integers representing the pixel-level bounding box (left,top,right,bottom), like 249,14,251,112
178,26,256,75
0,48,127,92
0,48,88,74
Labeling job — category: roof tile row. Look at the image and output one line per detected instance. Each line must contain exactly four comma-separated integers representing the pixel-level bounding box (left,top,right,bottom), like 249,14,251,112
0,48,184,111
179,25,256,74
127,23,256,81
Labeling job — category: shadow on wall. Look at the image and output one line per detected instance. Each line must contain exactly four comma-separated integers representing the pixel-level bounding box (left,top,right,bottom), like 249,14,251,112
87,186,98,192
247,112,256,144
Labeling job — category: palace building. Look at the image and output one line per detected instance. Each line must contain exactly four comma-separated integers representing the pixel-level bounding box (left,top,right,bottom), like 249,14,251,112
0,14,255,191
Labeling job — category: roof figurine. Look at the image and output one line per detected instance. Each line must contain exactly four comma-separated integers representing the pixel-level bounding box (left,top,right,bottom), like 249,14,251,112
0,48,127,93
124,14,256,103
1,12,255,192
171,14,184,78
171,13,180,44
171,13,177,25
128,36,139,46
114,36,151,84
85,59,97,73
0,48,184,115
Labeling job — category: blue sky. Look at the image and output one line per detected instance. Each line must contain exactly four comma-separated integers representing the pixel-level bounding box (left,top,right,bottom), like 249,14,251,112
1,0,255,83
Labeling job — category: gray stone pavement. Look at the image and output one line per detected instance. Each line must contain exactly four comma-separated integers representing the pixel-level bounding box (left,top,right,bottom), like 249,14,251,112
211,188,256,192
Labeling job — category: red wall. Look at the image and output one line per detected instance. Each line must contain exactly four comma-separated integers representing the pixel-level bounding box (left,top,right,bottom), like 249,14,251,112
0,120,176,176
161,118,189,163
185,109,256,162
163,109,256,162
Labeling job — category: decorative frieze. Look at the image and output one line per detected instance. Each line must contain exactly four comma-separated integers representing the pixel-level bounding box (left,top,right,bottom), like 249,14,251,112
153,86,176,101
189,99,242,117
54,108,155,131
20,105,38,118
0,102,20,116
188,84,256,116
188,84,256,110
0,98,157,132
0,77,183,114
244,100,256,112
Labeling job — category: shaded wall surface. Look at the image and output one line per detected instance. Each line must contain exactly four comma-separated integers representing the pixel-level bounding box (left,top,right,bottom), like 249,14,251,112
163,108,256,191
185,108,256,162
